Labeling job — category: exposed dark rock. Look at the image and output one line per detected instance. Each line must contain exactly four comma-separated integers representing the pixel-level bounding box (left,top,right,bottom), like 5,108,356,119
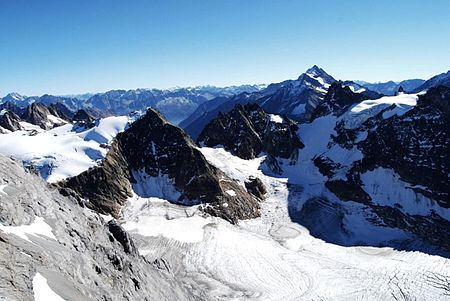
261,65,336,121
325,179,371,204
356,86,450,207
182,66,336,140
0,101,25,116
22,102,68,129
263,154,283,175
0,155,194,300
0,110,22,132
73,109,95,123
309,86,450,252
312,82,382,120
60,108,260,224
198,103,303,160
313,156,341,178
48,102,74,120
107,220,137,255
245,177,267,199
413,70,450,92
371,205,450,251
59,141,133,216
72,109,95,127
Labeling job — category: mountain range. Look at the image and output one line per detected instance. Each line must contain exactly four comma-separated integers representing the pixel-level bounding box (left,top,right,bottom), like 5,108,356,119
0,66,449,300
0,85,265,125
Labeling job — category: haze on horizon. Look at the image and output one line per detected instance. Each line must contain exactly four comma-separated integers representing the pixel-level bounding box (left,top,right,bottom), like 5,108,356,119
1,0,449,96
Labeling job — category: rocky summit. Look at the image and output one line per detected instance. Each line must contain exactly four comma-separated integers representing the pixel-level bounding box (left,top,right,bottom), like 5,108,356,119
61,108,260,224
198,103,304,160
0,110,22,132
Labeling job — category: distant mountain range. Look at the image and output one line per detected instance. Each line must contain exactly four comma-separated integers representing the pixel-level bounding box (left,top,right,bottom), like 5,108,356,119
0,85,266,124
2,68,449,127
180,66,381,139
355,79,426,95
1,65,450,300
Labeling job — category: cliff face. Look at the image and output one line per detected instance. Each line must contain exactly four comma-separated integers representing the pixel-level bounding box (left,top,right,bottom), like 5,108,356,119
61,108,260,224
0,155,194,301
198,103,304,161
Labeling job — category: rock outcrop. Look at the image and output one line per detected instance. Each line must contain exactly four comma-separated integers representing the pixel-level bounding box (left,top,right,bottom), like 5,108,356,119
311,85,450,251
22,102,70,129
198,103,304,160
312,82,382,120
72,109,96,127
0,110,22,132
61,108,260,224
0,155,195,300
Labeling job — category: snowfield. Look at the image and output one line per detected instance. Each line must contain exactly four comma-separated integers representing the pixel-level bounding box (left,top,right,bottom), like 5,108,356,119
33,273,65,301
0,116,130,182
0,216,56,243
343,93,419,129
118,146,450,300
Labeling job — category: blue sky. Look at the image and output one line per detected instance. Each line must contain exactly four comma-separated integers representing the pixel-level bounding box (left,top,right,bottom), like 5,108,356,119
1,0,449,96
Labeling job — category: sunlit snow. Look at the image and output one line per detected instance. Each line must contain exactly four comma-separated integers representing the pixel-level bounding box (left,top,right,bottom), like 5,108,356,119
33,273,65,301
0,217,56,243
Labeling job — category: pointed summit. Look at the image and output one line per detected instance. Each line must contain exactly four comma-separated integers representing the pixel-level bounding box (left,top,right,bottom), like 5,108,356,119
2,92,26,102
306,65,324,76
299,65,336,85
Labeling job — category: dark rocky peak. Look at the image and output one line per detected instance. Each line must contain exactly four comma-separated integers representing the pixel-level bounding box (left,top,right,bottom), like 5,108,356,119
0,110,22,132
418,85,450,115
303,65,336,84
198,103,303,161
48,102,74,120
260,66,336,121
397,86,405,94
61,108,260,224
1,92,30,107
330,85,450,208
311,82,382,120
73,109,95,126
0,101,25,116
22,102,69,129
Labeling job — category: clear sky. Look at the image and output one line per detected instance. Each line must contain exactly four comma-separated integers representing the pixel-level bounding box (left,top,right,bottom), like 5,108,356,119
1,0,449,96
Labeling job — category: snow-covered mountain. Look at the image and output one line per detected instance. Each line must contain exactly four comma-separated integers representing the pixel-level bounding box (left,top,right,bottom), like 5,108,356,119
413,69,450,92
1,85,265,125
181,66,381,139
1,70,450,300
194,85,449,254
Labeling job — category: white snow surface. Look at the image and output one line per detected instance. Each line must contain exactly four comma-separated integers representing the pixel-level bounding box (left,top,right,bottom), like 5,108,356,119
343,93,418,129
0,216,56,243
0,184,7,196
121,194,209,244
269,114,283,123
361,167,450,219
32,273,65,301
131,170,182,201
0,116,129,182
118,145,450,300
225,189,237,196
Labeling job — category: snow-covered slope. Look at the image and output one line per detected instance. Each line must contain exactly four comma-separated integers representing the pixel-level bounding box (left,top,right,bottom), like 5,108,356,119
1,81,449,300
117,146,450,300
0,116,130,182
